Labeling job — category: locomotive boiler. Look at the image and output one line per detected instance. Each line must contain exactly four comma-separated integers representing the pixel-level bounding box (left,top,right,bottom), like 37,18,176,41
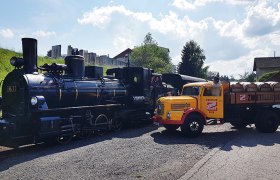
0,38,153,147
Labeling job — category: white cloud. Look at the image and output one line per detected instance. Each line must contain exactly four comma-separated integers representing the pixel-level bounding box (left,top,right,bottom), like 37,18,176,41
0,28,14,38
76,2,280,78
78,6,208,39
172,0,196,10
242,1,280,37
77,5,153,28
113,35,134,53
211,1,280,49
213,19,260,49
149,11,208,38
32,30,56,38
172,0,251,9
206,48,273,78
171,54,181,65
268,31,280,45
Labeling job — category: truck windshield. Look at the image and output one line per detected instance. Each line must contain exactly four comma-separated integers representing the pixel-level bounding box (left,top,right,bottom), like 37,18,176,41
182,86,200,96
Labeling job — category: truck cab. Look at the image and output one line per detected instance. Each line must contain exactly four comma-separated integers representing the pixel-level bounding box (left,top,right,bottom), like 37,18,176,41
154,81,225,136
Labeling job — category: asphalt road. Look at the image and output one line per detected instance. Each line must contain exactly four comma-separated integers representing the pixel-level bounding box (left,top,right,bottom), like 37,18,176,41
0,123,278,180
180,126,280,180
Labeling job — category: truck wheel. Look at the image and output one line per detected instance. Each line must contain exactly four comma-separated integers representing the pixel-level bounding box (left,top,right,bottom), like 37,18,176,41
163,124,180,131
255,110,279,133
230,118,248,129
181,114,204,137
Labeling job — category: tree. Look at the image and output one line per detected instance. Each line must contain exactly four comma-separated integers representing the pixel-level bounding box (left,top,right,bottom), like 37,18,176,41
238,71,256,82
178,40,208,78
131,33,173,73
206,71,219,80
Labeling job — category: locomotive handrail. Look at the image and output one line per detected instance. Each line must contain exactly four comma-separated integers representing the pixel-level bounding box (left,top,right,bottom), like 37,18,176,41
31,104,123,112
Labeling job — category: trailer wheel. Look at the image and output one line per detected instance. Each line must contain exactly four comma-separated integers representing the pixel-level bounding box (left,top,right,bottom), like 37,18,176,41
230,118,248,129
255,110,279,133
181,114,204,137
163,124,180,131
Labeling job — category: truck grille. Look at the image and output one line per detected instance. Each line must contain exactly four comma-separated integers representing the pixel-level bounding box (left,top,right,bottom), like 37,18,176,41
171,104,186,111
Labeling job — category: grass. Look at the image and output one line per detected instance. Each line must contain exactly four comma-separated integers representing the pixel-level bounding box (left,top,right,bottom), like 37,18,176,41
0,48,21,81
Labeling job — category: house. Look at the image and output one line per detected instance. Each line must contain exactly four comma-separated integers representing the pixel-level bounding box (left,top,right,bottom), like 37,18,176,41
253,57,280,80
113,48,132,59
113,48,133,67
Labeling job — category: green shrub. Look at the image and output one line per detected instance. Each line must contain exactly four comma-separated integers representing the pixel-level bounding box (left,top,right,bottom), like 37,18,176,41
258,71,279,82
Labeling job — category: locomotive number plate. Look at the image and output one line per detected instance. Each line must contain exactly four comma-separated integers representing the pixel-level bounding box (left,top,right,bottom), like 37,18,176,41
7,86,17,93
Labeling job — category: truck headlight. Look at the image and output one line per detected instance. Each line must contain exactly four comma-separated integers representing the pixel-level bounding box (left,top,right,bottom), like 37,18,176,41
158,104,162,111
167,112,171,120
31,96,38,105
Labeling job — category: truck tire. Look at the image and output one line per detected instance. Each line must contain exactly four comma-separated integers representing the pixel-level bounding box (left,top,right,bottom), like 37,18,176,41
229,118,248,129
163,124,180,131
181,114,204,137
255,110,279,133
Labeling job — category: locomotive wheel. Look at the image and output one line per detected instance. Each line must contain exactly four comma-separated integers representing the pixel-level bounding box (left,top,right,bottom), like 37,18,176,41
96,129,107,136
255,110,279,133
57,134,73,144
112,118,123,132
78,130,92,139
94,114,109,136
163,124,180,131
181,114,204,137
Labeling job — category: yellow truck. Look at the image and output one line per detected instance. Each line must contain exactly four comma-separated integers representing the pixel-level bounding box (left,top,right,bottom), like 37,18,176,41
153,80,280,137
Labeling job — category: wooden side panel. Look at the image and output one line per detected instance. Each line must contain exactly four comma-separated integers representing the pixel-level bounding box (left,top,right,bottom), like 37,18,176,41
230,92,280,104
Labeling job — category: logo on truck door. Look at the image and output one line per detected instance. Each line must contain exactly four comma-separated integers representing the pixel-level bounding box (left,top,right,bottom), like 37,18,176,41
206,101,217,111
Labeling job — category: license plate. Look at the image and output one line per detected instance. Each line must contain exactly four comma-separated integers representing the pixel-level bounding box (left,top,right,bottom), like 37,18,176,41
153,121,160,126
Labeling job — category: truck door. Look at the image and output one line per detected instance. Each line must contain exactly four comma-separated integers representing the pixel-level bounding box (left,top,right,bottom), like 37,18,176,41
200,86,224,119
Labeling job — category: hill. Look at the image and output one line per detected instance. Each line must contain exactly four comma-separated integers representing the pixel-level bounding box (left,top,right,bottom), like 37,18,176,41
0,48,64,82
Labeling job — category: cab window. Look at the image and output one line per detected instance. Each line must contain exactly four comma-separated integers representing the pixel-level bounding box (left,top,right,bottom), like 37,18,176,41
182,86,200,96
203,87,221,96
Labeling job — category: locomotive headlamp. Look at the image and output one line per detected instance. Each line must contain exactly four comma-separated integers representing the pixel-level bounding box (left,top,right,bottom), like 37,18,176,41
30,96,48,110
10,57,24,68
31,96,38,105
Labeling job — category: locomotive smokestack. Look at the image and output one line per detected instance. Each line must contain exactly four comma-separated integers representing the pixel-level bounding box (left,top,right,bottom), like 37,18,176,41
22,38,38,74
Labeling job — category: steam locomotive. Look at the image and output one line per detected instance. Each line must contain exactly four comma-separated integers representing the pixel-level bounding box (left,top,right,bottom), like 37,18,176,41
0,38,206,147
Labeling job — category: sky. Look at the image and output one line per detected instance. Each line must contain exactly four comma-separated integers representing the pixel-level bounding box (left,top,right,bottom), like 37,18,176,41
1,0,280,78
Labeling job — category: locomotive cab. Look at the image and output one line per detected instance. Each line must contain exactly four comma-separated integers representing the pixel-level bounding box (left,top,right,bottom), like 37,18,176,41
122,67,152,97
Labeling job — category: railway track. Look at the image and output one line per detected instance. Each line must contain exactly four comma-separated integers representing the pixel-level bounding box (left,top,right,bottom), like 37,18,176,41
0,144,46,161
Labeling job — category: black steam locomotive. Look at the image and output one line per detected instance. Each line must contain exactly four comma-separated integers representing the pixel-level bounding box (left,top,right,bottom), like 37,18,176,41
0,38,206,147
0,38,158,147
